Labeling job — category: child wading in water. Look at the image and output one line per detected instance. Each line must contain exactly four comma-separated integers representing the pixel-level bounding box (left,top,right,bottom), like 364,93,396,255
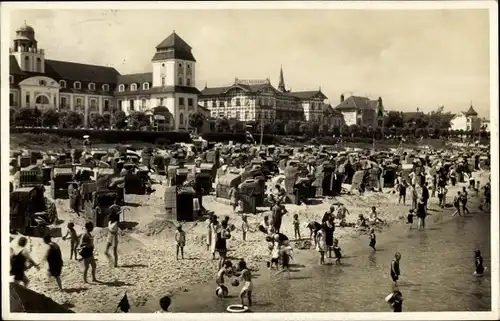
369,228,376,251
175,224,186,260
241,216,249,241
293,214,301,240
474,250,485,276
236,260,253,307
62,222,79,260
407,209,414,229
390,252,402,286
333,238,342,265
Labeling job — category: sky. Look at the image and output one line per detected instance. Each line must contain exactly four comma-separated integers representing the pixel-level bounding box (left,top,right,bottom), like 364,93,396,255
9,8,491,117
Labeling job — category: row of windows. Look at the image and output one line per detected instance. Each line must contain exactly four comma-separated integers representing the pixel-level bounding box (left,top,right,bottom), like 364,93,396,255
118,82,150,92
8,75,112,92
211,110,274,120
117,75,193,92
117,98,194,111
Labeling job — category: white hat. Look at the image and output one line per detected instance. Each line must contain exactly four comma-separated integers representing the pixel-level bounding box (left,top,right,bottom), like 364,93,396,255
83,135,90,139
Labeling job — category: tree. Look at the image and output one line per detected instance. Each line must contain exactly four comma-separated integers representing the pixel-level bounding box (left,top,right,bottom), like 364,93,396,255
384,111,404,128
215,118,230,133
89,112,105,129
299,122,310,135
310,123,320,136
15,107,35,127
328,124,340,137
189,112,206,133
113,110,127,129
230,120,245,134
10,108,18,127
57,111,68,128
319,124,329,136
128,111,149,130
256,121,271,135
284,120,299,135
40,108,59,128
65,111,84,128
271,120,285,135
102,112,112,129
32,107,42,126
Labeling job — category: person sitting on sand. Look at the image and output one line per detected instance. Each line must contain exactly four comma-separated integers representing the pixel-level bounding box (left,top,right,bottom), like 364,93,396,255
336,204,350,227
368,206,384,224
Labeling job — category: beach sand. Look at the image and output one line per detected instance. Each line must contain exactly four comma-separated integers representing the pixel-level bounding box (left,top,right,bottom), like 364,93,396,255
11,171,489,313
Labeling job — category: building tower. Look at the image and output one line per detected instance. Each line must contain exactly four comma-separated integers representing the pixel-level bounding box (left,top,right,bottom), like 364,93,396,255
278,65,287,92
11,21,45,73
151,30,197,88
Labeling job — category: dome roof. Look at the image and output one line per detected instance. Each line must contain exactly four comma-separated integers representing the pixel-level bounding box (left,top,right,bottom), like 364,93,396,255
16,22,35,33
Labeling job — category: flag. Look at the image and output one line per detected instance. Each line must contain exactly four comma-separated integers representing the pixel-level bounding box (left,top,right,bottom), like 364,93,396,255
116,293,130,313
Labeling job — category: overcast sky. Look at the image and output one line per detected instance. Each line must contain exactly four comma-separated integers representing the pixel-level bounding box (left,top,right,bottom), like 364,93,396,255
9,9,491,117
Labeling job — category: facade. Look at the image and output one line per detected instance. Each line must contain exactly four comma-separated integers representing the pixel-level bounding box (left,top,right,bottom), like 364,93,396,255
199,67,341,126
333,94,385,128
9,22,200,130
449,105,481,131
480,118,490,132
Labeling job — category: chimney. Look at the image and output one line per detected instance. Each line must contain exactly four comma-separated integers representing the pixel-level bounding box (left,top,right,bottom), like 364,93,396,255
340,94,345,102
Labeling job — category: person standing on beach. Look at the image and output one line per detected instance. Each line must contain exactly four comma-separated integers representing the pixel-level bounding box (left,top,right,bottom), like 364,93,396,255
410,184,418,210
307,221,322,246
316,225,327,265
62,222,79,260
323,220,335,258
208,215,219,260
80,221,97,283
241,216,249,241
461,186,470,215
229,186,239,212
293,214,301,240
216,220,231,269
10,236,40,287
474,250,485,276
236,260,253,307
43,234,64,291
416,198,427,230
398,179,407,205
452,192,462,217
332,239,342,265
390,252,402,286
369,228,376,251
104,213,120,267
175,224,186,260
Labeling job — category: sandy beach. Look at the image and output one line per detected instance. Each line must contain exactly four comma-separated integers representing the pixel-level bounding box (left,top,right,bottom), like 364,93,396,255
13,170,489,313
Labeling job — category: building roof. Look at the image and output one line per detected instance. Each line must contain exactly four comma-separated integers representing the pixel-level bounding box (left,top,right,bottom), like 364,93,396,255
152,32,196,62
200,83,326,101
324,104,343,116
289,90,327,100
334,95,377,111
117,72,152,85
464,105,478,116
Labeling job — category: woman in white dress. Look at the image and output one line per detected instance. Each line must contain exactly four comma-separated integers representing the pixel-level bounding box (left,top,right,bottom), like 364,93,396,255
208,215,220,260
316,225,327,265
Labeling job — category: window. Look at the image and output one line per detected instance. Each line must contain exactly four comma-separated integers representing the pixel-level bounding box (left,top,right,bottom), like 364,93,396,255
143,83,149,90
178,62,183,69
211,99,216,107
130,100,135,111
89,83,95,91
59,80,66,88
162,63,165,67
74,81,81,89
179,97,185,106
39,80,47,86
130,83,137,91
10,75,14,84
10,93,14,106
60,96,68,108
235,98,241,106
104,100,110,112
90,99,97,109
24,56,29,70
236,111,240,119
35,95,49,104
118,84,125,92
26,93,30,104
186,79,191,86
188,98,193,107
179,113,184,125
187,64,191,70
244,111,249,120
161,77,166,86
257,113,261,119
118,100,123,109
76,98,83,107
36,58,41,71
203,100,207,108
377,119,383,127
142,99,146,108
178,77,183,86
102,84,109,91
159,98,164,105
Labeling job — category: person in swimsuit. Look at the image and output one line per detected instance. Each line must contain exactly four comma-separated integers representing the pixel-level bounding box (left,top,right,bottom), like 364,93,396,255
369,228,376,251
316,225,327,265
398,179,407,205
332,238,342,265
241,215,249,242
390,252,402,286
387,288,404,312
104,213,120,267
474,250,485,276
307,221,322,246
293,214,301,240
416,198,427,230
216,260,233,296
275,243,293,278
407,209,414,229
43,234,64,291
156,295,172,313
216,220,231,269
80,221,97,283
62,222,79,260
10,236,40,287
175,224,186,260
236,260,253,307
452,192,462,217
461,187,470,215
323,220,335,258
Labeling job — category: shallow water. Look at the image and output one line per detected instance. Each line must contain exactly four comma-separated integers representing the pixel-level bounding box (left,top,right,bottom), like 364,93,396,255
167,208,491,312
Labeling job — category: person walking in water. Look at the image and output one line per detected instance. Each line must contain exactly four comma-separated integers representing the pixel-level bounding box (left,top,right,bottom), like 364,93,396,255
460,186,471,215
390,252,402,286
43,234,64,291
80,221,98,283
236,259,253,307
104,213,120,267
369,228,377,251
474,250,485,276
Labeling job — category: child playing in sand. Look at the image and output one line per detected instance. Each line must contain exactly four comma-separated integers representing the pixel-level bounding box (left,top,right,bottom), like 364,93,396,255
62,222,79,260
369,228,376,251
357,214,367,229
293,214,301,240
390,252,402,286
175,224,186,260
241,215,249,241
316,225,327,265
407,209,414,229
368,206,384,224
333,238,342,265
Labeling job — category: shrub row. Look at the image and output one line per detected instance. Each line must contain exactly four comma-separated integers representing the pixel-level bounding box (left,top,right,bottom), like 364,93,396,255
10,127,192,144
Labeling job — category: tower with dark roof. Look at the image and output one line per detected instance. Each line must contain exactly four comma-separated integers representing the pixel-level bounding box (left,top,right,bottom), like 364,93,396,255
151,30,197,89
277,65,287,92
11,21,45,73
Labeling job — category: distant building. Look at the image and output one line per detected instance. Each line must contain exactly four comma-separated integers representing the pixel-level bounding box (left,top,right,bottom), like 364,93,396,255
449,105,481,131
9,22,200,130
333,94,385,128
480,118,490,132
199,67,338,126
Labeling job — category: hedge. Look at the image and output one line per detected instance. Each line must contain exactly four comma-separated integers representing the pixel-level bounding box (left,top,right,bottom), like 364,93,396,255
10,127,192,144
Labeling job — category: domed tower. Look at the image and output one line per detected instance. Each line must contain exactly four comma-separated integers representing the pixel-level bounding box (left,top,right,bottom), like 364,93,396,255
11,21,45,73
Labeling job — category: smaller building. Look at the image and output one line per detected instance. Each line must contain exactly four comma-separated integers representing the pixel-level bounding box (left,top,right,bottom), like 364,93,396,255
333,94,384,128
450,105,481,131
